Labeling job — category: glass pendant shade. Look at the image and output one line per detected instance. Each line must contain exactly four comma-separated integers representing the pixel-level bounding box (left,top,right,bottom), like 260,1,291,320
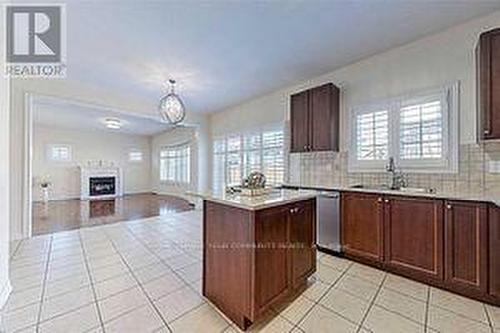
159,80,186,125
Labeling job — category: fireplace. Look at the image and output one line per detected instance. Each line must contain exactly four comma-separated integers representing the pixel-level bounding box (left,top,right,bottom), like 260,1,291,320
80,166,123,200
89,177,116,196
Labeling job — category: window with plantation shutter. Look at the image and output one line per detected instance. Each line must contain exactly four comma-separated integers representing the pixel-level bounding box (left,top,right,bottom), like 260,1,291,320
262,129,285,185
212,125,285,192
213,138,226,193
356,110,389,161
399,98,443,160
349,83,458,173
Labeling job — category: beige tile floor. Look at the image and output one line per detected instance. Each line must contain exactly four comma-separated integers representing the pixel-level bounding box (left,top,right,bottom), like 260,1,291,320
2,210,499,333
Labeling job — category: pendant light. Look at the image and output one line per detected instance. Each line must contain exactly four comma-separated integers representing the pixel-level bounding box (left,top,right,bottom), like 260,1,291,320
158,79,186,125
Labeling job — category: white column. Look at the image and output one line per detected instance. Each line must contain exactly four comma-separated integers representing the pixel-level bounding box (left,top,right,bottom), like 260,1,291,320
0,8,12,309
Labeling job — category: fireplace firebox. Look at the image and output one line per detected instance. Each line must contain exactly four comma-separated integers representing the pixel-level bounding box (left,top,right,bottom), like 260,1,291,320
89,177,116,196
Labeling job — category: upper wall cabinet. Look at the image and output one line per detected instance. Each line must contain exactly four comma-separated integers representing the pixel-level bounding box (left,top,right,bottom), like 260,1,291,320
290,83,340,152
477,28,500,140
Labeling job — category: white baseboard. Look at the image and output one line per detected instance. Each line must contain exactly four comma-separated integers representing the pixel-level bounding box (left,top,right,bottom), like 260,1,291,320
153,191,196,205
32,190,154,203
0,279,12,310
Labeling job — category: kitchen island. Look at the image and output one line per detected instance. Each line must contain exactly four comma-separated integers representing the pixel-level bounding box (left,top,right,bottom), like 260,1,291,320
200,189,317,330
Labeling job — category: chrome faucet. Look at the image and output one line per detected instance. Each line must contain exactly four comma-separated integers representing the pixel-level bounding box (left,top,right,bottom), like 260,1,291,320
386,157,407,190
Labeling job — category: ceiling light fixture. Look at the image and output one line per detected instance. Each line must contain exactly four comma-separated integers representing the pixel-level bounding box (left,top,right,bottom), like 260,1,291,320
104,118,122,129
158,79,186,125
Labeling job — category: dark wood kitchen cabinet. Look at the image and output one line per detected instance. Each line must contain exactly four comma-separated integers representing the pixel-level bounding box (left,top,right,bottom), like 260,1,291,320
290,83,339,152
341,192,384,264
339,191,499,306
254,205,289,312
290,90,310,153
204,198,316,330
444,201,488,295
489,205,500,298
384,196,444,282
289,199,316,287
477,28,500,140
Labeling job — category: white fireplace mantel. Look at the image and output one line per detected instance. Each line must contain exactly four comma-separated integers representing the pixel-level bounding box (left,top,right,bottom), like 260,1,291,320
79,166,123,200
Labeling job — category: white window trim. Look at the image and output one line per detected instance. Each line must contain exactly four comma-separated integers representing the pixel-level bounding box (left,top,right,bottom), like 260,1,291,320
348,82,459,174
348,101,392,172
212,123,285,192
128,150,143,163
159,143,191,185
46,144,72,163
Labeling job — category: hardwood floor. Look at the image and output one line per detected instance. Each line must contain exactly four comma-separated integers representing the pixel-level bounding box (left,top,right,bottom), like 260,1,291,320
32,193,194,236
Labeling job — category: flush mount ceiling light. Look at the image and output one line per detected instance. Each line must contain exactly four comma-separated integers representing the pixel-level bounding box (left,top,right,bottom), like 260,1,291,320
158,79,186,125
104,118,122,130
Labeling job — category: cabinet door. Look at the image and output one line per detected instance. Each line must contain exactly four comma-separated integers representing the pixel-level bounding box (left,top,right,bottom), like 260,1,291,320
341,193,384,263
491,31,500,139
254,206,289,312
384,197,444,282
478,29,500,140
310,83,339,151
445,201,488,294
289,199,316,287
489,205,500,298
290,90,310,153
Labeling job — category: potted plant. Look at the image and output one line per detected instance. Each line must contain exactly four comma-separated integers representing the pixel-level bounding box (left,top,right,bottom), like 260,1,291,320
39,176,52,203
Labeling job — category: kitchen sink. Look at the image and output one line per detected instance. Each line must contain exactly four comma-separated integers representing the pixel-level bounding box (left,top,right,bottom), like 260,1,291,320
350,184,436,194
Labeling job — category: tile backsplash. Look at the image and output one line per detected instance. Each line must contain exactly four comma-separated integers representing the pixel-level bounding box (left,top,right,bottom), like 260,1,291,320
287,142,500,197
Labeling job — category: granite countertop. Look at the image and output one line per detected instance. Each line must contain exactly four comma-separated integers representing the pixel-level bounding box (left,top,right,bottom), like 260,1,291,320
283,183,500,207
187,189,318,210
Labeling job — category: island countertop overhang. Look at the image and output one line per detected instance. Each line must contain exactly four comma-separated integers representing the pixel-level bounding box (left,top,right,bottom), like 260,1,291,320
188,189,318,210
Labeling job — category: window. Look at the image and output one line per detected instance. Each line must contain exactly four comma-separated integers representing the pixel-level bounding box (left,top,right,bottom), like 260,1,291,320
356,109,389,161
399,98,443,160
212,126,285,192
128,150,143,162
47,144,72,162
349,83,458,173
160,144,190,184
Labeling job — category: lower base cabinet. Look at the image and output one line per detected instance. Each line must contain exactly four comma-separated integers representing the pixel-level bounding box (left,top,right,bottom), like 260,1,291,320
204,199,316,330
444,201,488,295
384,196,444,282
489,205,500,298
341,193,384,263
341,192,499,306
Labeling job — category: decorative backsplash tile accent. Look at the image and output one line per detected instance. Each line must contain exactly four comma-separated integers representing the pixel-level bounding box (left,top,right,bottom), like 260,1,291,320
287,142,500,198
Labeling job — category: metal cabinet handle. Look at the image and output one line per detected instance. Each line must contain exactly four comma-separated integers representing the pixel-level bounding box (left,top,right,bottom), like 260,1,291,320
377,197,383,203
446,204,452,210
384,199,390,203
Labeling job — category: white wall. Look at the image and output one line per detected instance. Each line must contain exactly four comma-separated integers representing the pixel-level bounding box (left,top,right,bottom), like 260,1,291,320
32,124,152,201
210,11,500,151
10,78,211,239
0,10,11,310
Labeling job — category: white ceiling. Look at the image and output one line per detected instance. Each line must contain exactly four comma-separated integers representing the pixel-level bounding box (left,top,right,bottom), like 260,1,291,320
33,95,171,136
31,1,500,114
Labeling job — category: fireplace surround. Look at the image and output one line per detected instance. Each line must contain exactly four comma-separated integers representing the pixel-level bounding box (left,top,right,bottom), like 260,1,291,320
80,166,123,200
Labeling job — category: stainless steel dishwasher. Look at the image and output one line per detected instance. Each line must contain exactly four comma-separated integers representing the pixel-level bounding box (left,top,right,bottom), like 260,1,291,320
316,191,341,254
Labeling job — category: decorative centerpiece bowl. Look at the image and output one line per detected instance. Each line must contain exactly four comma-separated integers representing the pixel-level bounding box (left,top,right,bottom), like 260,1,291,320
240,172,272,196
